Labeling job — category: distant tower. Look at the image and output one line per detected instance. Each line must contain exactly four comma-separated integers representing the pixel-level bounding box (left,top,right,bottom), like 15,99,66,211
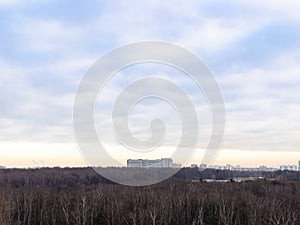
298,160,300,171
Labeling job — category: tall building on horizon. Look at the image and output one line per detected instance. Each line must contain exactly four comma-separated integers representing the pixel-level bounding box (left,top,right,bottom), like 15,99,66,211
280,165,298,171
127,158,173,168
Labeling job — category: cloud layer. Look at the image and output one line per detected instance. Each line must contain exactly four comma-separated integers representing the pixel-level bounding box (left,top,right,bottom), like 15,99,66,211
0,0,300,166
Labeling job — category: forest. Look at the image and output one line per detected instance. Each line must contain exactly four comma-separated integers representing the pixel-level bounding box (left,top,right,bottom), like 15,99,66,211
0,167,299,225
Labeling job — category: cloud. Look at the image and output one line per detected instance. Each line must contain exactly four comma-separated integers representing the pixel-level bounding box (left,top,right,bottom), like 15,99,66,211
0,57,88,143
0,0,21,6
233,0,300,22
1,0,300,167
218,50,300,151
13,18,83,53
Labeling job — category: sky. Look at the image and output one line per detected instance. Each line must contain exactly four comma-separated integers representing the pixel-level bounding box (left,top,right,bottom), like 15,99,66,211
0,0,300,168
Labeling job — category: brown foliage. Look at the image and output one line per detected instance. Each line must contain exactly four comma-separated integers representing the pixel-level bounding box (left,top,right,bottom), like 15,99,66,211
0,168,299,225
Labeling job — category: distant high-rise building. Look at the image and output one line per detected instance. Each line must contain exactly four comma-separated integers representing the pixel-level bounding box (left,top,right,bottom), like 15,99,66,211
127,158,173,168
280,165,298,171
298,160,300,171
259,165,267,171
160,158,173,168
173,163,182,168
225,164,232,170
199,164,207,170
126,159,143,168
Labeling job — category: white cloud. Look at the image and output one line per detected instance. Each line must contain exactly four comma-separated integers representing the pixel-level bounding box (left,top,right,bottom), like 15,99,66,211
14,18,83,53
0,0,40,6
0,58,87,143
1,0,300,167
233,0,300,21
218,50,300,151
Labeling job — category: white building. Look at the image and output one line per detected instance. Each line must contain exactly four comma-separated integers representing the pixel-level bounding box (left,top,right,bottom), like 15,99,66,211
173,163,182,168
160,158,173,167
127,158,173,168
199,164,207,170
225,164,232,170
280,165,298,171
126,159,143,168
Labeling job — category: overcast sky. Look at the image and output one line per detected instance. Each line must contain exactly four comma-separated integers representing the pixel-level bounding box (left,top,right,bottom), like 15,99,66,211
1,0,300,167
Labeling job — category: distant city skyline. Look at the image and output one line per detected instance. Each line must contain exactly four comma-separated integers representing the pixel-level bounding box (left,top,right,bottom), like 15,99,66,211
195,160,300,172
1,145,300,168
125,158,300,171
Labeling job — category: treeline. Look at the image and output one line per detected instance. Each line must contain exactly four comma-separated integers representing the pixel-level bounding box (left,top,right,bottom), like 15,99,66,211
0,167,112,188
0,167,299,188
0,179,299,225
176,167,300,181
